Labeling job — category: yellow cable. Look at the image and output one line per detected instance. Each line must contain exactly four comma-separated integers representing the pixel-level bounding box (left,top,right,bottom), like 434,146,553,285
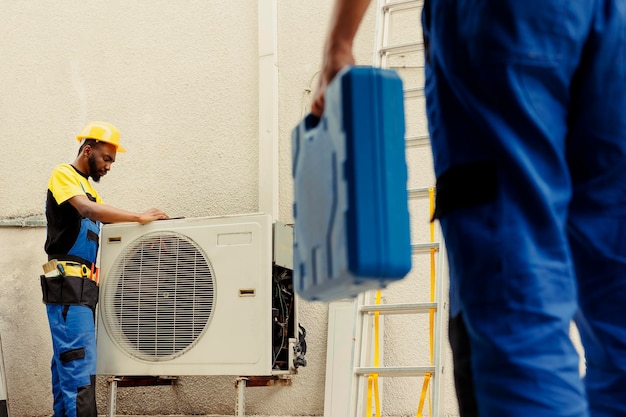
417,372,432,417
366,290,383,417
367,376,373,417
429,248,435,359
375,290,381,369
374,374,380,417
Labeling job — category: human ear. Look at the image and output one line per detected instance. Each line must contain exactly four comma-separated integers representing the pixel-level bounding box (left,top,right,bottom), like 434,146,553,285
83,145,93,157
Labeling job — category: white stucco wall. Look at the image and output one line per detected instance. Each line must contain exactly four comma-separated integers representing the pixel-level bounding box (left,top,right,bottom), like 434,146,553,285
0,1,459,416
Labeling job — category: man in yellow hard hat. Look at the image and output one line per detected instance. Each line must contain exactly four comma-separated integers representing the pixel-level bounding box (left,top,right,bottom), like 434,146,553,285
42,121,169,417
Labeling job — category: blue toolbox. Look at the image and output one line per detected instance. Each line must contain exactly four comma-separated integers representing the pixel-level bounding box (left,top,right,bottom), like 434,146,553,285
292,66,412,301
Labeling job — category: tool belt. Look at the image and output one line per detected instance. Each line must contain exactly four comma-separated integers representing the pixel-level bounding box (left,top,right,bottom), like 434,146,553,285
40,260,99,310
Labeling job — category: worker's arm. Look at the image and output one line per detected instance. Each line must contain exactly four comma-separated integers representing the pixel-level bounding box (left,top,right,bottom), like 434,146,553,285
311,0,373,117
69,195,169,225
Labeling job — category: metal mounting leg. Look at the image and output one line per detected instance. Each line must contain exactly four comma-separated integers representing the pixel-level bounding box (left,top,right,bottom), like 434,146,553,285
235,377,248,417
107,377,119,417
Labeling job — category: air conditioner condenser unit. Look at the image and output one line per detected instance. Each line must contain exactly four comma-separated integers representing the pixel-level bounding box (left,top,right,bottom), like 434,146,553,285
95,213,273,376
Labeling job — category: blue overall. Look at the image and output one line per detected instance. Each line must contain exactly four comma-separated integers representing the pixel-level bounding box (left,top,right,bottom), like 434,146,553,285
423,1,626,416
47,305,97,417
44,216,100,417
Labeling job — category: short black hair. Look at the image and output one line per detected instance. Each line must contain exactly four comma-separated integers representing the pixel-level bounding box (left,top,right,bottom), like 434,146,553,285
77,139,99,156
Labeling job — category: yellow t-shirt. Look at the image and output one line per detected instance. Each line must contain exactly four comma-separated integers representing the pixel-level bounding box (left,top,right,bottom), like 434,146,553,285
44,164,103,263
48,164,103,205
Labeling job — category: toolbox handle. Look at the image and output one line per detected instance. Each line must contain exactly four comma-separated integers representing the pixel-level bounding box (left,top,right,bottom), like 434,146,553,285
303,113,321,131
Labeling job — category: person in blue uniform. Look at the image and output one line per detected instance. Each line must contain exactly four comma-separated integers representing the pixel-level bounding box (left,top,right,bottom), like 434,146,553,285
311,1,626,416
43,121,169,417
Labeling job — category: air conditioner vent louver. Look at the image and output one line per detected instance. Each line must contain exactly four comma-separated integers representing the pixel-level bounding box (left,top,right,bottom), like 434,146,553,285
102,231,216,362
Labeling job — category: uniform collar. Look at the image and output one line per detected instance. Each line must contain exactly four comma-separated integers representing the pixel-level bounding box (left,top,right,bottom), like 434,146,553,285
70,164,89,179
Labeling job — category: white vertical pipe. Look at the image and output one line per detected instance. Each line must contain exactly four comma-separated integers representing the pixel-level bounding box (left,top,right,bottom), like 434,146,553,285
258,0,279,220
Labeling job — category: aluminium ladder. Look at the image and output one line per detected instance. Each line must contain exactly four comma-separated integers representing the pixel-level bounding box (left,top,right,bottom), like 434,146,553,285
349,1,447,416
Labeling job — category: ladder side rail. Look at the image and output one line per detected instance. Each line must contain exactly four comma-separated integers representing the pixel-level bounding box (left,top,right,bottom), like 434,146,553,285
351,292,373,417
431,226,449,415
372,0,388,67
349,1,446,416
353,1,391,415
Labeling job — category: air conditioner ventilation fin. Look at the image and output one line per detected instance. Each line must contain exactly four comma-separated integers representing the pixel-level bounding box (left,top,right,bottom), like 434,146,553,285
102,232,216,362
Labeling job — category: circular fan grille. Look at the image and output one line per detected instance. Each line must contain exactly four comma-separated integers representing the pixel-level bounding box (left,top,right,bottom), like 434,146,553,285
103,231,215,362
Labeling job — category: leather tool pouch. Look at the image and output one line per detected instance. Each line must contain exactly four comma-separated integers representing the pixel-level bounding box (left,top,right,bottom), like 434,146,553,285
40,275,99,310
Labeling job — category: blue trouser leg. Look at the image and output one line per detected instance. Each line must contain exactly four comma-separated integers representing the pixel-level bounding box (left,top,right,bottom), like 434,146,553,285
50,359,65,417
47,305,97,417
424,0,626,415
566,2,626,414
448,314,478,417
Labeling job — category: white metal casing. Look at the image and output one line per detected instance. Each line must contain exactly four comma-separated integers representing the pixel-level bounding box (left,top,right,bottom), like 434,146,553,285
96,213,273,376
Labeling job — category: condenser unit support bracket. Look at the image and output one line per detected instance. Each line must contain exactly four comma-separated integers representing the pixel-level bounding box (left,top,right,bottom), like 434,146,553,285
235,375,292,417
106,376,178,417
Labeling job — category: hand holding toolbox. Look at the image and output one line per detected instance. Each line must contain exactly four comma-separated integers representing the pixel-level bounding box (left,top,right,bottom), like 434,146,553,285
292,66,412,301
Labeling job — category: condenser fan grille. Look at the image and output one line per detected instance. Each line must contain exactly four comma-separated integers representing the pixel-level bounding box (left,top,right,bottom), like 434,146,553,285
103,231,216,362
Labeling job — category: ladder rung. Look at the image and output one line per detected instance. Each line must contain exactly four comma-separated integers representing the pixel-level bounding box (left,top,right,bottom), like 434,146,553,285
355,366,435,377
380,42,423,57
406,134,430,147
382,0,424,12
405,87,425,98
408,187,432,199
359,302,437,315
412,242,439,254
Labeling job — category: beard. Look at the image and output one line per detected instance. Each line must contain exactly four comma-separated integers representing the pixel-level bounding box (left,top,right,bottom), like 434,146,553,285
88,154,101,182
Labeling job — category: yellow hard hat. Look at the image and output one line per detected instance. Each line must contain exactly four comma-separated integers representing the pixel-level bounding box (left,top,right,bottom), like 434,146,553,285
76,121,126,153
